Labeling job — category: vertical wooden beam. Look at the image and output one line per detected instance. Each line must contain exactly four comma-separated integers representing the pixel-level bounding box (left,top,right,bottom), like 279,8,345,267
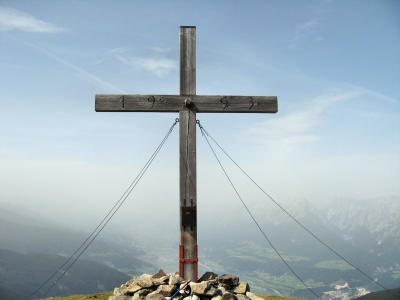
179,26,197,282
180,26,196,96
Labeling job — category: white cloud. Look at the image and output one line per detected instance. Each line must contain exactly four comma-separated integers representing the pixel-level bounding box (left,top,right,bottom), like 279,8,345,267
13,36,124,93
131,57,177,77
290,20,322,47
247,90,361,145
150,47,172,53
104,47,177,78
294,20,318,40
0,5,64,33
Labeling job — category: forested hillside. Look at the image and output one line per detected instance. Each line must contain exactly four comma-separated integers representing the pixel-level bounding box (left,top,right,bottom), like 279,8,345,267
0,248,130,300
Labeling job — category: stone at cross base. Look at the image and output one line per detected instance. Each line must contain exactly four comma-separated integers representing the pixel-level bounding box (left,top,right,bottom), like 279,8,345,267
110,270,264,300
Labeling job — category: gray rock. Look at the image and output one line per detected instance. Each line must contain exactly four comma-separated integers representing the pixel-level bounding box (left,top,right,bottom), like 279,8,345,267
245,292,263,300
116,289,129,296
126,279,136,286
109,296,132,300
133,289,154,300
216,287,226,295
198,271,218,282
169,274,184,285
156,275,171,284
110,272,249,300
137,289,154,296
191,281,217,296
217,275,239,286
221,292,238,300
153,269,167,279
190,282,208,295
137,274,154,288
218,283,231,291
236,295,250,300
115,283,131,295
133,293,146,300
233,283,249,294
146,292,166,300
127,283,144,294
154,284,177,297
184,295,200,300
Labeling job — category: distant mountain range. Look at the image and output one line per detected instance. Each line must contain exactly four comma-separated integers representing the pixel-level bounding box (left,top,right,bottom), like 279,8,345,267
195,195,400,298
1,196,399,300
0,218,155,274
323,196,400,263
0,205,157,300
234,195,400,265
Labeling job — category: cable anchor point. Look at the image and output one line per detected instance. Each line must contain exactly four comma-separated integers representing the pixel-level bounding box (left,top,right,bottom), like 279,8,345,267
196,120,206,137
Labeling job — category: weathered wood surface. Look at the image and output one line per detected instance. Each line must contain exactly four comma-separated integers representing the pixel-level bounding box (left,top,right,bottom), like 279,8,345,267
94,26,278,283
95,94,278,113
180,26,196,95
179,26,197,282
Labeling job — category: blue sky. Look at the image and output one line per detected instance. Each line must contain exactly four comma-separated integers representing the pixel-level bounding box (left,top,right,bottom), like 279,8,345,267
0,1,399,227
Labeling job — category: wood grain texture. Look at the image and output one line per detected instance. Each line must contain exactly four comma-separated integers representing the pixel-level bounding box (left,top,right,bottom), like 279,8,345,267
179,109,197,268
180,26,196,95
179,111,197,209
95,95,278,113
179,26,197,282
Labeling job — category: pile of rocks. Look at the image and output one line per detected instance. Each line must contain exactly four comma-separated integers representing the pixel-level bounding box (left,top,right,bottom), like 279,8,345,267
110,270,264,300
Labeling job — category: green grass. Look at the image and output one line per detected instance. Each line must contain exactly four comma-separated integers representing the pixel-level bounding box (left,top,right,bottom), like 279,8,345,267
44,292,113,300
240,272,323,296
231,242,311,262
256,295,307,300
314,260,353,270
266,274,324,290
392,270,400,279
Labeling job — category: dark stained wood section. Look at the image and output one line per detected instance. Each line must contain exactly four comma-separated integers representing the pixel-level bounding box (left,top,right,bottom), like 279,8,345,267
95,94,278,113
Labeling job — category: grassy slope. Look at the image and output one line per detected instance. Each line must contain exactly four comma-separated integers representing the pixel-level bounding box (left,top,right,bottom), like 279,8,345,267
0,218,154,276
0,248,130,299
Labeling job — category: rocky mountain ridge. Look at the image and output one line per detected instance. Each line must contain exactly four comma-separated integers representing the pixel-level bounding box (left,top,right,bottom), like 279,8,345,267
245,195,399,259
1,196,398,299
322,195,400,261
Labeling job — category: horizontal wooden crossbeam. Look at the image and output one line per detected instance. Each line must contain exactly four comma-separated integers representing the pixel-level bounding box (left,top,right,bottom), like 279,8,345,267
95,94,277,113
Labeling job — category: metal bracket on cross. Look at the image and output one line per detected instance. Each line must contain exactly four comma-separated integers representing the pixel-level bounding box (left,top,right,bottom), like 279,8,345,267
179,245,198,282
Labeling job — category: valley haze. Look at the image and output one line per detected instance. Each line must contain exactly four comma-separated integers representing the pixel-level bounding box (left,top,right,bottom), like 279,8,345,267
0,0,399,227
0,0,399,299
0,196,399,299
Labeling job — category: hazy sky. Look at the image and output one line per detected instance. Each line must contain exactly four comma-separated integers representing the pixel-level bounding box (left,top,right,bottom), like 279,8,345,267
0,1,399,228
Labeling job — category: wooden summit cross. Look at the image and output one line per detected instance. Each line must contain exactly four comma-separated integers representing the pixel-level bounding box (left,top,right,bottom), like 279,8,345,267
95,26,278,282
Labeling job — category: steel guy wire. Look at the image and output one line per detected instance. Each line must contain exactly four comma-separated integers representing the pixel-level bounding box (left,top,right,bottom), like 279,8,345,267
27,118,179,300
197,120,399,299
197,120,321,300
